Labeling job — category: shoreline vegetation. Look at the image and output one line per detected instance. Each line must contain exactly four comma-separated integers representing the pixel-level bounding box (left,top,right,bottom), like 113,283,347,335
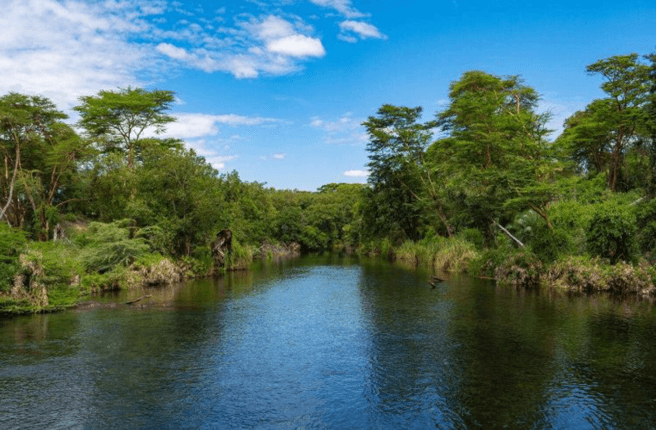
3,51,656,315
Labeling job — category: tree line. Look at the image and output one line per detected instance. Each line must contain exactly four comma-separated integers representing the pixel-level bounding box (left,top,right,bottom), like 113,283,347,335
2,51,656,305
360,53,656,269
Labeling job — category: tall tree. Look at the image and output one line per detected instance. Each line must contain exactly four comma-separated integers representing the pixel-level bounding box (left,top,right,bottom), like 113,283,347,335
646,52,656,197
363,105,453,238
561,54,650,191
0,93,89,237
74,87,176,170
434,71,558,231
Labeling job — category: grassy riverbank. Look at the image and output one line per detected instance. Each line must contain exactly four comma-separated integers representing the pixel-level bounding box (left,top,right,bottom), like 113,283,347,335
359,236,656,298
0,220,262,315
3,230,655,316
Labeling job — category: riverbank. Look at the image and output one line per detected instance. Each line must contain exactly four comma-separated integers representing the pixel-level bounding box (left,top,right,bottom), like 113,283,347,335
358,237,656,299
4,229,655,317
0,221,301,316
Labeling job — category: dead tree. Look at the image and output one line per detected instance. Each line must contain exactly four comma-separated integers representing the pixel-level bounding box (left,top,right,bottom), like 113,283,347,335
211,229,233,270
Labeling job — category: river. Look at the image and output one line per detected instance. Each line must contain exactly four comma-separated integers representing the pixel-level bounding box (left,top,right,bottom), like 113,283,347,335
2,255,656,429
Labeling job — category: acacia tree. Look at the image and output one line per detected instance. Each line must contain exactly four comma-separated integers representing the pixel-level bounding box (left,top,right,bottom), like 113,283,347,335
560,54,650,191
74,87,176,170
363,105,453,239
646,52,656,197
0,93,89,238
433,71,559,231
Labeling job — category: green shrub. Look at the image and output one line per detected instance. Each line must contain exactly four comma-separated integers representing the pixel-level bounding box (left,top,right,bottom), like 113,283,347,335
510,211,574,263
23,242,84,289
548,200,595,255
494,250,543,288
395,236,478,272
469,245,516,279
546,256,656,294
80,267,126,291
135,225,169,254
458,228,485,249
636,198,656,259
223,238,254,271
15,242,86,308
76,220,149,273
586,203,638,264
0,224,27,291
529,226,574,263
132,253,166,269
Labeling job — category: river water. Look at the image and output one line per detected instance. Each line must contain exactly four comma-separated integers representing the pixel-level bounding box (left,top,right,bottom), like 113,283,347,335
2,255,656,429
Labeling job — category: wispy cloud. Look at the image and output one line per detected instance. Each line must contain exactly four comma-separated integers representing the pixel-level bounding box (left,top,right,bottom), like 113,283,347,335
157,13,326,77
308,0,366,19
343,169,369,177
1,0,381,108
0,0,158,109
161,113,279,139
181,138,238,170
260,152,286,161
310,113,368,145
310,112,360,132
338,20,386,41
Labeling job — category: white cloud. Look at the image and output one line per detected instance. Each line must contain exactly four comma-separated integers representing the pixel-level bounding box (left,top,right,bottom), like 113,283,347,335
205,154,238,170
266,35,325,58
338,20,386,40
213,114,279,126
181,139,238,170
336,34,358,44
161,113,279,140
0,0,155,109
159,14,326,77
343,169,369,177
0,0,341,102
1,0,379,109
156,43,192,61
308,0,366,18
254,15,296,39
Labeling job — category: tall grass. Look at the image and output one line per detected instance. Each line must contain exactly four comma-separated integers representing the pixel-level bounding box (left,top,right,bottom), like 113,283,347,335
392,236,479,273
224,239,255,271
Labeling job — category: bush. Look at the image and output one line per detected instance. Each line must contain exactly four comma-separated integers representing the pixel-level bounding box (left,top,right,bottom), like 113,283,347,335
494,250,543,288
636,198,656,259
548,200,595,255
469,246,513,279
586,203,638,264
75,220,150,273
223,238,254,271
546,256,656,295
24,242,84,288
529,226,574,263
0,224,27,291
511,211,574,263
458,228,485,249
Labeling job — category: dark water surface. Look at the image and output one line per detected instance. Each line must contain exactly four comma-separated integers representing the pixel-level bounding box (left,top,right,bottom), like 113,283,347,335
2,255,656,429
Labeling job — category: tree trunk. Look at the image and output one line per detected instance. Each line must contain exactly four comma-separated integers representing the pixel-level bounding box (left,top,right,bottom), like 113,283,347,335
0,143,20,225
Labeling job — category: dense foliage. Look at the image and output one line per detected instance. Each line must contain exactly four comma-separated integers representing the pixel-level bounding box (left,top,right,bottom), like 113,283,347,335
1,51,656,312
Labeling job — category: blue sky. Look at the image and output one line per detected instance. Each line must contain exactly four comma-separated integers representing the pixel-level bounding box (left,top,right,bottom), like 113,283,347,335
2,0,655,190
